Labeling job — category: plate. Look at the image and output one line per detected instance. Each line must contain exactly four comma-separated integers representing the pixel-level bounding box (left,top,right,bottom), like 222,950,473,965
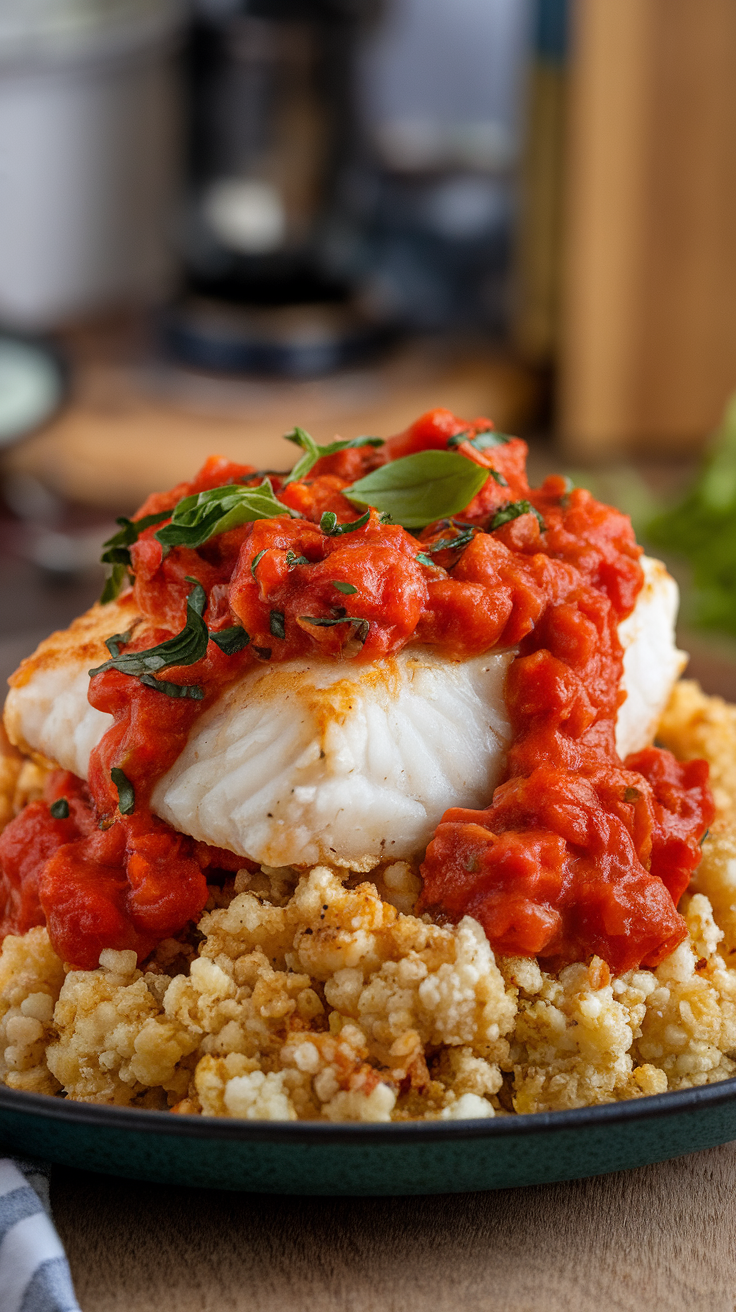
1,1080,735,1195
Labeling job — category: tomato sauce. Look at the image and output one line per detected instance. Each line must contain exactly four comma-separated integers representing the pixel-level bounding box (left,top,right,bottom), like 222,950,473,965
0,409,714,971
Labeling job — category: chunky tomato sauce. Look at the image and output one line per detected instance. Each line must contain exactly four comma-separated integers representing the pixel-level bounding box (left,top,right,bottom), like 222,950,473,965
0,408,714,972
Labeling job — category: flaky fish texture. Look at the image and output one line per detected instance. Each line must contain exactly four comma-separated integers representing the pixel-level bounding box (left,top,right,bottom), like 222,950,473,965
3,557,684,869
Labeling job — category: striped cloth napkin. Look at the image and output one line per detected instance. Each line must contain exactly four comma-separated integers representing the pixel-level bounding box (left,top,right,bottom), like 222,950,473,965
0,1159,80,1312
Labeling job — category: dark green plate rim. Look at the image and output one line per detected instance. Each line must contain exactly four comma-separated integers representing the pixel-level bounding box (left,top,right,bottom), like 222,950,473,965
2,1076,735,1145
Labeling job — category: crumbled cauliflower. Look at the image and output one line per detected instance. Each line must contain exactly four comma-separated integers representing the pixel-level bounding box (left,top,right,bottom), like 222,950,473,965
1,682,736,1121
0,927,64,1094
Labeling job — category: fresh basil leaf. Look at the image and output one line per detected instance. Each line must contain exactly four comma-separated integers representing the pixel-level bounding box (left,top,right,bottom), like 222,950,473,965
139,674,204,700
91,579,208,679
210,625,250,655
111,767,135,815
300,615,369,644
283,428,384,487
49,798,69,819
415,552,435,568
489,468,508,487
490,500,546,532
331,581,357,594
270,610,286,639
155,479,295,552
344,451,490,528
319,509,371,536
286,550,309,568
700,828,711,847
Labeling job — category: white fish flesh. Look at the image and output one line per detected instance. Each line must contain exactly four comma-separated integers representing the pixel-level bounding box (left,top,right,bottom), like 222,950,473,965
3,556,685,869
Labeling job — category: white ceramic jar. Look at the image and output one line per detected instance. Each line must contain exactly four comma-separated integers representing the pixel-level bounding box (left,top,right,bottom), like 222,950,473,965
0,0,184,327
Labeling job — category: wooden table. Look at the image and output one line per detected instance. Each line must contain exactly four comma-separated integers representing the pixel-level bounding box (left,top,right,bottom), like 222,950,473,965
52,1144,736,1311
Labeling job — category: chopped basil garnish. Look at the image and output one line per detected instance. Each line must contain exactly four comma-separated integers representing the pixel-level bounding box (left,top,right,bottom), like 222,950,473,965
49,798,69,819
251,548,268,577
319,509,371,535
489,468,508,487
104,629,133,659
90,579,208,680
490,500,546,532
155,480,295,553
447,429,512,451
269,610,286,639
210,625,250,655
331,581,357,595
286,551,309,568
139,674,204,700
90,578,231,698
99,511,169,603
415,525,476,568
111,768,135,815
700,828,711,847
344,450,489,528
283,428,384,487
300,615,369,644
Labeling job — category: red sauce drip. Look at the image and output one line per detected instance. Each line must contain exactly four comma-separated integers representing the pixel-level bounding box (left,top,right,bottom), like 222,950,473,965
0,409,714,970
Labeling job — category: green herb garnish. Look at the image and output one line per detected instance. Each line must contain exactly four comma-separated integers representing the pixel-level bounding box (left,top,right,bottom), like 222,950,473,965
490,500,546,532
319,509,371,535
283,429,384,487
447,429,512,451
344,451,489,528
139,674,204,700
210,625,250,655
111,768,135,815
100,511,170,603
270,610,286,639
331,581,357,595
251,548,268,577
300,615,369,644
286,551,309,568
155,479,295,553
49,798,69,819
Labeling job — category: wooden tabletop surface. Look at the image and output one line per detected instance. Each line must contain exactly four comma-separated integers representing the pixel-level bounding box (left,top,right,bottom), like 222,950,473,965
52,1143,736,1311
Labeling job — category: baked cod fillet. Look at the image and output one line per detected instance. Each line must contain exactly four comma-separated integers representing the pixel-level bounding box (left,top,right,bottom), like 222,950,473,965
4,557,685,870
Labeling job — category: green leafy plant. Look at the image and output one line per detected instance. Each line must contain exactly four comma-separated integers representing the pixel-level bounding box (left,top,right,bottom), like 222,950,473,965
647,394,736,636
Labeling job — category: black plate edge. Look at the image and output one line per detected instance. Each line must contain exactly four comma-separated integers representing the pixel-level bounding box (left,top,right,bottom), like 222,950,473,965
1,1077,735,1147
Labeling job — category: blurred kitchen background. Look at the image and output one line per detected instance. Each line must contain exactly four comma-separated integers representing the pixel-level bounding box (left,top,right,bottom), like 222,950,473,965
0,0,734,694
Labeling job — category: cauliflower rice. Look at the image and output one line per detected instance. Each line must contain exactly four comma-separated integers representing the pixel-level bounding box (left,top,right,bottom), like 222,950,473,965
0,678,734,1122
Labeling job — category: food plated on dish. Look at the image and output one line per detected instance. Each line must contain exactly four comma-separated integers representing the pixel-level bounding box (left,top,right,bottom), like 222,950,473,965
0,408,734,1127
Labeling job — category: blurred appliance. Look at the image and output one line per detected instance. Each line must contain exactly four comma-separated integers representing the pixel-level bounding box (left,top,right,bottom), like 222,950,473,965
0,0,184,329
345,0,532,332
169,0,386,375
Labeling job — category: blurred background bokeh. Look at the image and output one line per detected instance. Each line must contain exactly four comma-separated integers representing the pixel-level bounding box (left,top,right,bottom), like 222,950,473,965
0,0,733,693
